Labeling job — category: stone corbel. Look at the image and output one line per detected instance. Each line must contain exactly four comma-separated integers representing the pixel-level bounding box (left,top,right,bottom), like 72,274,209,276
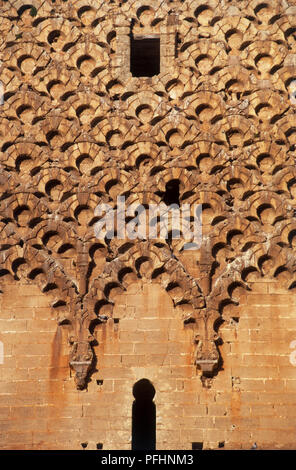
68,309,94,390
194,311,220,378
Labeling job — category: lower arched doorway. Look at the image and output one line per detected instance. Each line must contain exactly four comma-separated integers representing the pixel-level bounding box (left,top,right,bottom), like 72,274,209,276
132,379,156,450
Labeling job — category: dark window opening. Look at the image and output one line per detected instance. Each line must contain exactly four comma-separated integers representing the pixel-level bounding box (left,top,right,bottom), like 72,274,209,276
130,37,160,77
163,179,180,206
132,378,156,450
192,442,203,450
96,443,103,450
155,179,180,206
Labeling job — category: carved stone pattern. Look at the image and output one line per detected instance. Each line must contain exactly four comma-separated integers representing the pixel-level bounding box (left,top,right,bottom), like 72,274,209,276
1,0,296,388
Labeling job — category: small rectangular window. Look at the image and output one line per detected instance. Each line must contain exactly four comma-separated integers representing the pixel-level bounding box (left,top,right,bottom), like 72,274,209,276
192,442,203,450
130,36,160,77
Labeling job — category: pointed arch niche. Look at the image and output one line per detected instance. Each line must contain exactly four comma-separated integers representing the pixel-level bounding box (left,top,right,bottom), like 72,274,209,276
94,277,201,450
96,277,197,375
90,244,221,392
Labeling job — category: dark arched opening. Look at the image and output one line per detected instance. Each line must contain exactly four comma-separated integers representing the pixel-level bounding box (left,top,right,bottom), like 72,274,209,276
163,179,180,206
132,379,156,450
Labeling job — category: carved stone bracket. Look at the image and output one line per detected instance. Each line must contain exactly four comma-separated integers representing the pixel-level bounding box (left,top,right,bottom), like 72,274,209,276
194,311,220,380
69,340,93,390
68,308,94,390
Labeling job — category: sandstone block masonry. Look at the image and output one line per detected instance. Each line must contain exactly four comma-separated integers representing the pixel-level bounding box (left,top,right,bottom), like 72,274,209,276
1,0,296,450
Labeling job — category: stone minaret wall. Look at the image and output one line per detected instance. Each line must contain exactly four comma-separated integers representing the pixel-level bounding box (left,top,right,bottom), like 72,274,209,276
1,0,296,450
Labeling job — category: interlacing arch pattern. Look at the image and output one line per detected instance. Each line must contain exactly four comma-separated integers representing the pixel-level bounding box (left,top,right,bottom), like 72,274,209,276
1,0,296,388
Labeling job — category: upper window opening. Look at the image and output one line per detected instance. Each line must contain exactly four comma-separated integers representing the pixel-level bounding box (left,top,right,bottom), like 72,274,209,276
130,36,160,77
163,179,180,206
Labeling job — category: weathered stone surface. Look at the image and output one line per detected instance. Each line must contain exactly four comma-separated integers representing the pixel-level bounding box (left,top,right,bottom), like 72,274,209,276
1,0,296,450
